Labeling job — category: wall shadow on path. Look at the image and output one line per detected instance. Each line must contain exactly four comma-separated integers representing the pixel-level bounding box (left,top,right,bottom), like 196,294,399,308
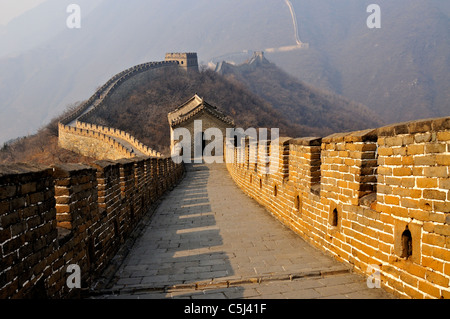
108,163,245,299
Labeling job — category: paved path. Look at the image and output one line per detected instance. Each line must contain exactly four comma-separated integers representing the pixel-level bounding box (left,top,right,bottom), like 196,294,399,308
91,163,394,299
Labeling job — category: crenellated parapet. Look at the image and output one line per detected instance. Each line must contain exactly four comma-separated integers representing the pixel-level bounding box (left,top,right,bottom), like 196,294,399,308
60,61,178,127
226,116,450,299
75,122,161,157
58,58,191,160
58,123,134,160
0,156,184,299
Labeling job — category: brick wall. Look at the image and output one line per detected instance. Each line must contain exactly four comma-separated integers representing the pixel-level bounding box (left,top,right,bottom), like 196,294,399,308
58,60,177,161
0,157,184,299
76,122,161,157
226,116,450,299
58,124,133,160
0,164,57,298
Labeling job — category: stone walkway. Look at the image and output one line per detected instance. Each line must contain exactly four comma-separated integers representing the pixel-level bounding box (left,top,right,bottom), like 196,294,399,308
91,163,394,299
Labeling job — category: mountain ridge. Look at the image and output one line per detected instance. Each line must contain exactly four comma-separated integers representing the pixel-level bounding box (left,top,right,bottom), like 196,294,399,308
0,0,448,144
216,52,383,136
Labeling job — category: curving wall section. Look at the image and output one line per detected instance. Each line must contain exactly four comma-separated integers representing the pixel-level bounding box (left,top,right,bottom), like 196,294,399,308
59,61,179,160
58,123,135,160
75,122,160,158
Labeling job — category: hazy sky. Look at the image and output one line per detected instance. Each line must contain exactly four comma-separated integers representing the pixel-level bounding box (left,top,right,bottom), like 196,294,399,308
0,0,47,25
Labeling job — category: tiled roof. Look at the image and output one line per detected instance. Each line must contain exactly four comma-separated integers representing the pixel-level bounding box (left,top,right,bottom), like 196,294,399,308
168,94,235,127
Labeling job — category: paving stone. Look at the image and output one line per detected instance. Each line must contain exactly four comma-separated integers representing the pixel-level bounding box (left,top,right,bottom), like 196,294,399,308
191,292,227,299
282,289,322,299
116,277,142,286
93,163,395,300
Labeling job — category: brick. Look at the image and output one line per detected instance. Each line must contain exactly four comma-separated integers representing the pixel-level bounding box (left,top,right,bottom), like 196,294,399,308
392,187,422,198
393,167,412,176
28,192,44,205
436,131,450,141
434,225,450,236
407,144,424,155
432,118,450,131
0,211,20,228
439,178,450,189
385,157,402,165
423,189,446,201
419,280,441,298
0,185,17,200
445,263,450,277
401,156,414,165
401,198,419,209
10,222,27,237
413,155,436,166
377,137,386,146
385,195,400,205
410,120,433,134
402,135,414,145
377,167,392,176
2,236,25,255
55,204,71,214
392,147,407,156
0,200,8,214
55,187,71,197
412,167,423,176
362,144,377,152
400,271,419,288
423,167,447,178
436,154,450,166
19,182,37,195
385,176,402,186
403,285,425,299
432,246,450,261
442,288,450,300
378,147,393,156
416,178,438,188
434,201,450,213
418,200,434,212
0,228,11,242
425,143,446,154
385,136,403,147
425,270,449,287
423,233,446,246
414,133,432,143
401,177,415,188
409,209,432,221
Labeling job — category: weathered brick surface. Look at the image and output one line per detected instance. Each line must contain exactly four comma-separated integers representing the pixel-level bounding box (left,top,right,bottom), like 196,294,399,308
0,157,184,299
227,117,450,299
58,61,176,161
0,163,57,299
58,125,133,161
75,123,160,158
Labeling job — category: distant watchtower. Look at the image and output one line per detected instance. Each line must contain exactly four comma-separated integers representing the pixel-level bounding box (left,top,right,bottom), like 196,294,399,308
165,52,199,72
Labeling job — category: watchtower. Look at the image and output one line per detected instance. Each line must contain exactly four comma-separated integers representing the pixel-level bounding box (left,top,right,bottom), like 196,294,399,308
165,52,199,72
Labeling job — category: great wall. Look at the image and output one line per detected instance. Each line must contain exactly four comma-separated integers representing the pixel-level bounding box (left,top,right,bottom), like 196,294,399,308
0,52,449,299
58,61,172,160
0,157,184,298
226,118,450,299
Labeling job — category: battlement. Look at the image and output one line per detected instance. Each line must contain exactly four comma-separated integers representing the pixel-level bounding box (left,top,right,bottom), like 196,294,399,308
0,157,184,298
165,52,198,60
6,50,449,299
57,55,199,160
165,52,199,71
226,116,450,299
58,60,178,160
